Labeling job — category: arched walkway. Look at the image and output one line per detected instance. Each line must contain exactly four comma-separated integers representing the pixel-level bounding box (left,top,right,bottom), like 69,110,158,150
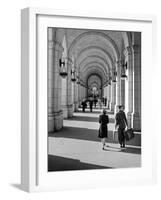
47,27,141,172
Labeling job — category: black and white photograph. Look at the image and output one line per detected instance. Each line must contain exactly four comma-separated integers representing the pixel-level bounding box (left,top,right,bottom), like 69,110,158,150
47,27,141,172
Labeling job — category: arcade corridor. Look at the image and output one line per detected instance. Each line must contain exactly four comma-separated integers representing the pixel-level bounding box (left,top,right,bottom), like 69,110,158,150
47,27,142,171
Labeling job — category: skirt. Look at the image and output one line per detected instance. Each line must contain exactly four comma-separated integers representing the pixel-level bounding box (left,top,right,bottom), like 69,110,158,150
98,124,108,138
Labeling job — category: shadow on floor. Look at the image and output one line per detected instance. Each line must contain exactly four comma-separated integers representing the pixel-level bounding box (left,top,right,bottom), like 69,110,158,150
121,147,141,154
49,127,141,154
48,155,112,171
103,145,141,154
49,126,101,142
67,115,115,123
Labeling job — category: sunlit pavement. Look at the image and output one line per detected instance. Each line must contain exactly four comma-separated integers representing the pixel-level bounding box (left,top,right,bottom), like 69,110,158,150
48,108,141,171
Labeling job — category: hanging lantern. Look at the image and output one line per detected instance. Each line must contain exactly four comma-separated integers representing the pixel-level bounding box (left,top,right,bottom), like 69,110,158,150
59,59,67,78
121,62,127,80
71,68,77,82
112,71,117,83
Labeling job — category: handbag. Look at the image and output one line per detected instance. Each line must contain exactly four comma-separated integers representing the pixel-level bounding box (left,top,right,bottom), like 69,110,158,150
124,128,134,141
98,124,102,138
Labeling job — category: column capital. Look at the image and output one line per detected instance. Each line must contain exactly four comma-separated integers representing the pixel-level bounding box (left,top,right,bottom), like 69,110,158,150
48,40,64,52
66,57,73,65
124,46,133,56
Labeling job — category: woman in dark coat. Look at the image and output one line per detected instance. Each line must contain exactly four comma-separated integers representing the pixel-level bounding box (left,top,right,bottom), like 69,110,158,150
98,109,109,150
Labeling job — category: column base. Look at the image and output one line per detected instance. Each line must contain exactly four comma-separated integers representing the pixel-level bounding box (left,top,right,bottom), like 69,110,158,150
78,100,82,108
54,110,63,131
132,112,141,131
127,112,132,128
67,104,74,118
74,102,79,112
110,102,115,112
48,114,54,133
61,105,68,118
48,110,63,132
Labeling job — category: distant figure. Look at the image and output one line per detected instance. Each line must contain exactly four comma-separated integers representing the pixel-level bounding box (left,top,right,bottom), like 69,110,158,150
115,105,128,148
98,98,102,109
104,97,107,107
94,98,97,108
81,100,87,112
98,109,109,150
102,97,105,105
89,100,93,112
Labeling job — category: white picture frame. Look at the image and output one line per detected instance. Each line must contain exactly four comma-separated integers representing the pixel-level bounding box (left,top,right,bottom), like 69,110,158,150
21,7,157,192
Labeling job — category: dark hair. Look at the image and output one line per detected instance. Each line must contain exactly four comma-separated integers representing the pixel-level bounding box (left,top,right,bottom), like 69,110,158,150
102,109,107,114
118,105,123,109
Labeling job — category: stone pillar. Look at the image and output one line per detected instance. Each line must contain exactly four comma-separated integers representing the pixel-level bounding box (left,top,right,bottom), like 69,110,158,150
48,28,64,132
110,82,116,112
115,61,121,113
48,28,55,132
108,84,111,109
124,46,133,128
67,58,73,117
78,83,81,107
61,75,68,118
132,45,141,131
121,79,125,107
74,82,79,111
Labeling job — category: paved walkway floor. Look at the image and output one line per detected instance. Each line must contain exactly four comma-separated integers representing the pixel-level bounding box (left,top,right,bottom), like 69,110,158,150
48,108,141,171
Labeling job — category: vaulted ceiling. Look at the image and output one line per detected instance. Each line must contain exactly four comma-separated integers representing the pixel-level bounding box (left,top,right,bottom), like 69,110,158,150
61,28,132,88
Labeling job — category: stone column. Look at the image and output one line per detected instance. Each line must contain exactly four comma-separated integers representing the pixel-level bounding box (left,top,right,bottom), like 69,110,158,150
108,84,111,109
124,46,133,128
132,45,141,131
61,74,68,118
121,79,125,107
115,61,121,113
72,82,75,111
48,28,64,132
48,28,55,132
78,83,81,107
74,82,79,111
67,58,73,118
110,81,116,112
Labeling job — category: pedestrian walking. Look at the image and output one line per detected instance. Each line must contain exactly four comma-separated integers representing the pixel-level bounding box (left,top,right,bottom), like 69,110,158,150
98,98,102,109
115,105,128,148
81,99,87,112
89,100,93,112
98,109,109,150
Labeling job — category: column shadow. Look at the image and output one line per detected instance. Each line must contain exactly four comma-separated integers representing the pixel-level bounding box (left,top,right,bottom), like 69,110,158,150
67,116,115,123
49,127,141,155
48,155,112,171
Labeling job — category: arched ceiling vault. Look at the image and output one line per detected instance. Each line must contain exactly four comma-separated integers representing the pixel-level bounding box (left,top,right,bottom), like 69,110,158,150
68,31,120,61
81,67,107,85
80,62,108,78
76,46,114,69
87,74,102,88
79,55,110,73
